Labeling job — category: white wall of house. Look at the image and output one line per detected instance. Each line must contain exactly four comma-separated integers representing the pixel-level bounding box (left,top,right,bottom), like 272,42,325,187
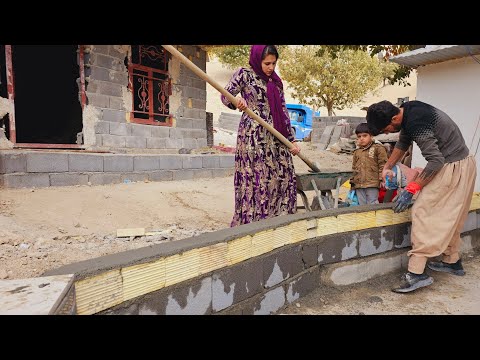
413,56,480,191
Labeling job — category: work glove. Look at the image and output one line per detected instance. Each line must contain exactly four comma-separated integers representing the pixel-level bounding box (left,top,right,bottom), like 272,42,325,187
393,182,421,213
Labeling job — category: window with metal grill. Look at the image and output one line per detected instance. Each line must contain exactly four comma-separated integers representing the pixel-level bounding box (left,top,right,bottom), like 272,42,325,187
129,45,172,126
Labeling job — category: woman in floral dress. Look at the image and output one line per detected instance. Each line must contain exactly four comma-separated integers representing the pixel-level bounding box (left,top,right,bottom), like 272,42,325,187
221,45,300,227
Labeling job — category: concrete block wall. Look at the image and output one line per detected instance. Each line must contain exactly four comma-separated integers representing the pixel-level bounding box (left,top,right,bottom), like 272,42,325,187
44,194,480,315
84,45,207,151
0,151,235,188
218,112,241,132
311,116,365,143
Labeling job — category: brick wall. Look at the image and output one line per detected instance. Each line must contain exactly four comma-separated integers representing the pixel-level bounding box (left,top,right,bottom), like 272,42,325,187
83,45,207,151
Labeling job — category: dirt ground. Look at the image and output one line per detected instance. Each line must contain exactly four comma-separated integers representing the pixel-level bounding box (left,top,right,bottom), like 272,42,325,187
279,252,480,315
0,143,352,280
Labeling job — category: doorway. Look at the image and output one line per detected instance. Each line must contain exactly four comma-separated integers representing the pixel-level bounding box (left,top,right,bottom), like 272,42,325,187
9,45,84,145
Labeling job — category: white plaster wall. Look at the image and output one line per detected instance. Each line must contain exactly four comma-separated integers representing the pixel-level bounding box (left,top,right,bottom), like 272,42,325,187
414,56,480,191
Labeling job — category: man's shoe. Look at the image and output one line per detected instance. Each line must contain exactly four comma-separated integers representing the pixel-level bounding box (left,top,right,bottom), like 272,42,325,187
427,259,465,276
392,271,433,293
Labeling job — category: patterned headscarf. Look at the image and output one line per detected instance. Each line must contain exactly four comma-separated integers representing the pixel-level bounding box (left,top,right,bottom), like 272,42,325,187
249,45,291,139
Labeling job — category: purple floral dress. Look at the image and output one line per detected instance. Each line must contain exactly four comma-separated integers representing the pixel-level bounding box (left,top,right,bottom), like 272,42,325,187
221,67,297,227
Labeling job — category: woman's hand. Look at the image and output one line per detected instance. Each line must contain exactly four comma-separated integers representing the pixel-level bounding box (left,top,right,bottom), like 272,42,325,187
290,142,301,156
236,97,247,112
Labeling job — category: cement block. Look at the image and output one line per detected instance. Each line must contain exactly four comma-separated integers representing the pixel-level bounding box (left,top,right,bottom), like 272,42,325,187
176,118,193,129
172,170,194,181
285,268,320,305
191,119,207,130
182,138,197,149
149,171,173,182
202,156,220,169
93,53,114,68
138,277,212,315
90,66,110,82
0,153,26,174
94,121,110,134
68,154,103,172
197,138,208,148
87,93,109,108
121,173,149,183
302,241,318,268
394,223,411,249
125,136,146,149
109,71,128,85
109,122,129,136
95,135,102,146
102,134,126,148
97,82,122,97
92,45,110,55
317,232,359,265
320,249,407,286
133,156,159,171
103,109,126,123
104,155,133,172
253,286,285,315
212,168,234,178
165,138,183,149
182,156,203,169
169,127,183,139
358,227,395,257
147,138,166,149
151,126,170,138
462,211,477,233
130,124,151,138
26,153,68,173
159,155,182,170
88,173,122,185
219,155,235,168
109,96,124,110
263,246,304,288
50,173,89,187
192,169,213,179
1,173,50,188
212,259,263,312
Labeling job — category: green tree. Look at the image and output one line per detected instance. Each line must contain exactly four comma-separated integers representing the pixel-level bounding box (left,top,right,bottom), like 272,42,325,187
321,45,421,86
379,59,399,86
280,46,383,116
206,45,287,69
207,45,251,69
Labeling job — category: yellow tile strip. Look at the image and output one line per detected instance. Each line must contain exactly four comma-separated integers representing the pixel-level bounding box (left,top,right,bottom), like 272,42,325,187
121,259,166,302
76,193,480,314
199,243,228,275
227,235,252,265
76,270,123,315
165,249,200,287
252,229,274,257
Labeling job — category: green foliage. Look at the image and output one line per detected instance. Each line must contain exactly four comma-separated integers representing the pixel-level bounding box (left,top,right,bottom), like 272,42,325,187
208,45,251,69
319,45,419,86
207,45,288,70
280,46,383,116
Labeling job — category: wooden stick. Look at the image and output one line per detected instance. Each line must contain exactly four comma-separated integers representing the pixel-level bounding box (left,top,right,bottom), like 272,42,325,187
162,45,321,173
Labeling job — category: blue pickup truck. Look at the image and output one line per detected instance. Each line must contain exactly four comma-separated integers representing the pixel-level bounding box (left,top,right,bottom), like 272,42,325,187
286,103,320,141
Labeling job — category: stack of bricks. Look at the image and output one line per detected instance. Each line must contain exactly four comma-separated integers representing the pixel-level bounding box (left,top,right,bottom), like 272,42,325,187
206,112,214,148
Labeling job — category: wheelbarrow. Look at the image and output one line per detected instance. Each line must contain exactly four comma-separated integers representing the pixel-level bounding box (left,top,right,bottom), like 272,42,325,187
296,170,353,211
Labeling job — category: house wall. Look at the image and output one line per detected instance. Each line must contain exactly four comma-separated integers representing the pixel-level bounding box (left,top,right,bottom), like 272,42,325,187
415,56,480,191
83,45,207,152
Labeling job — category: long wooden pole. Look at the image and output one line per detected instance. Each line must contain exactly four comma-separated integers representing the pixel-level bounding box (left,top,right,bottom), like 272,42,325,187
162,45,321,173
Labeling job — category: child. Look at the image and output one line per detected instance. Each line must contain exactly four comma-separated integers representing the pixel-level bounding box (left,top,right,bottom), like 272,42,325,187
350,123,388,205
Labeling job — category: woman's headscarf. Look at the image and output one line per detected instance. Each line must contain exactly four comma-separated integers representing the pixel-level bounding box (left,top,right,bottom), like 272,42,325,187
249,45,291,139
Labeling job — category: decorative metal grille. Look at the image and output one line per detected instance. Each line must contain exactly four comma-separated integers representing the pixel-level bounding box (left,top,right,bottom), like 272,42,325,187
130,45,171,125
